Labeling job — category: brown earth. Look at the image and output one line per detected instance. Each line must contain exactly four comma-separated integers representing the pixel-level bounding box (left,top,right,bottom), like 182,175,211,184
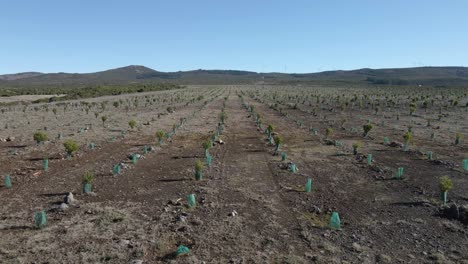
0,86,467,263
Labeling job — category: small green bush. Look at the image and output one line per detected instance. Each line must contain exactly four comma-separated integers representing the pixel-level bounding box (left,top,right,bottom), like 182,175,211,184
195,160,204,172
155,130,165,141
128,120,137,129
274,135,284,146
325,127,333,138
33,131,48,144
439,176,453,192
64,140,79,154
403,131,413,144
83,171,94,184
219,111,227,123
202,140,212,150
363,124,373,137
101,116,108,126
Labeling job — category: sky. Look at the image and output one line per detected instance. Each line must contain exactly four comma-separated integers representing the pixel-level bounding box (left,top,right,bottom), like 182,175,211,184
1,0,467,74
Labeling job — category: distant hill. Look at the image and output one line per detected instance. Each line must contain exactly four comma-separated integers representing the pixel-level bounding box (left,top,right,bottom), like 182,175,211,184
0,72,44,81
1,65,468,87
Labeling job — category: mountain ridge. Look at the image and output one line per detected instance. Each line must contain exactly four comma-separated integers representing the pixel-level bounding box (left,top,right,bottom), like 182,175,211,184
2,65,468,87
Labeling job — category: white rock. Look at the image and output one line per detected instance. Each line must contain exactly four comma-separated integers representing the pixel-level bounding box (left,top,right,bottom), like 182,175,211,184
59,203,69,210
65,192,75,204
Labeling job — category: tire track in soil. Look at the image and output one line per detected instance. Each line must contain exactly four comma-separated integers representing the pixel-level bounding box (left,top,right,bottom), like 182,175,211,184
187,95,310,262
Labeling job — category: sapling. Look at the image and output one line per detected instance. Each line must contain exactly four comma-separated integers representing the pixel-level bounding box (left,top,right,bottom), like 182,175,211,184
267,124,275,138
439,176,453,206
455,133,461,145
82,171,94,193
33,131,48,144
273,135,283,153
128,119,137,130
219,111,227,124
363,123,373,137
403,131,412,151
352,141,362,155
156,130,165,145
325,127,333,139
63,140,79,158
195,160,204,180
202,139,212,157
101,116,107,127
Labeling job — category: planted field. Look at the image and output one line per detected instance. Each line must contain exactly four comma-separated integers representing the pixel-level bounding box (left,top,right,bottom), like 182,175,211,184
0,85,467,263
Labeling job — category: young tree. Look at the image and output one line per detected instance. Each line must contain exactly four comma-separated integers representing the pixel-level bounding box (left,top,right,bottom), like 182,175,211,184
33,131,48,144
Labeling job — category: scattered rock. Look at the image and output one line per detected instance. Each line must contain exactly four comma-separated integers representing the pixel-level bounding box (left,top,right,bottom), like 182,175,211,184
6,136,15,142
352,242,363,252
59,203,69,211
229,210,238,217
310,205,322,214
64,192,75,204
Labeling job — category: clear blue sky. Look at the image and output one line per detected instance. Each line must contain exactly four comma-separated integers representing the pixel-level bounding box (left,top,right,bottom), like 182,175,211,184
1,0,467,74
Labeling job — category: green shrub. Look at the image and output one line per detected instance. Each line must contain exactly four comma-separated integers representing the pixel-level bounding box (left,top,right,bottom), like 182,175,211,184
202,140,212,150
128,120,137,129
219,111,227,123
195,160,204,172
101,116,107,127
352,141,362,154
403,131,413,144
64,140,79,154
325,127,333,138
439,176,453,192
274,135,284,146
155,130,165,141
83,171,94,184
455,133,462,145
33,131,48,144
267,124,275,133
363,124,373,137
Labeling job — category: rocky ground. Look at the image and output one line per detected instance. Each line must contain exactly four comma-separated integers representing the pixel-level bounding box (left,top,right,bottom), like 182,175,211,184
0,86,467,263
